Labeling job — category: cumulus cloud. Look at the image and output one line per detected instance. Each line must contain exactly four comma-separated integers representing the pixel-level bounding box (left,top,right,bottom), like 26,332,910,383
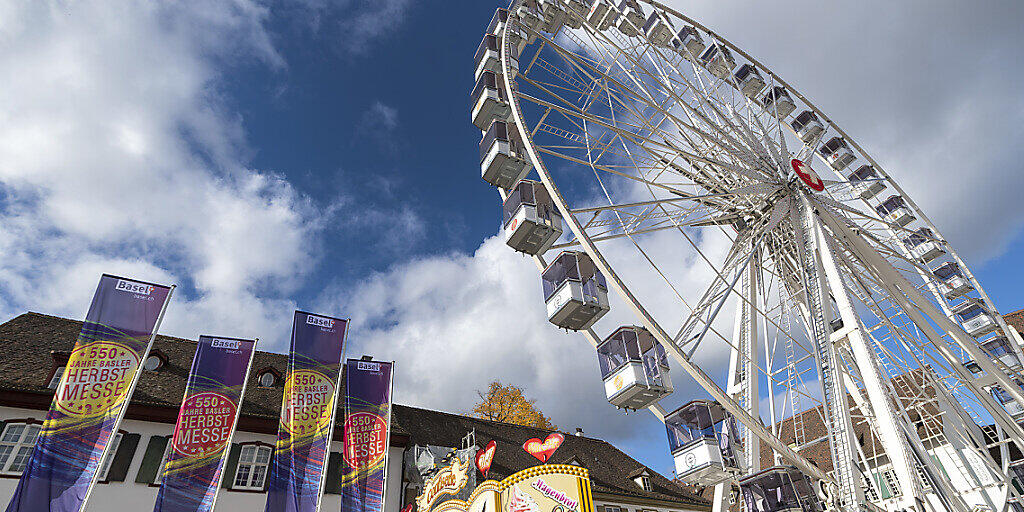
279,0,411,56
0,0,316,344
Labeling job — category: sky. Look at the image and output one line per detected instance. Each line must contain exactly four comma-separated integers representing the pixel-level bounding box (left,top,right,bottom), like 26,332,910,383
1,0,1023,477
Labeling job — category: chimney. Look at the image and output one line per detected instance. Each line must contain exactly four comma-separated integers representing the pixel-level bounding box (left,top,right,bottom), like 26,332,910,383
575,427,584,437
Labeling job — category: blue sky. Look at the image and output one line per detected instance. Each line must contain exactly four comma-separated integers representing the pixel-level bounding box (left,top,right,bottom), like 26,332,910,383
1,0,1023,476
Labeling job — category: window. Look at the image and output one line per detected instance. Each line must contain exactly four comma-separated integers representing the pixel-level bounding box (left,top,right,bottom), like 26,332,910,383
638,475,652,492
861,474,879,501
232,444,272,490
144,355,164,371
47,367,65,389
0,423,41,475
258,372,277,388
604,506,622,512
153,441,174,485
883,469,902,498
97,433,123,481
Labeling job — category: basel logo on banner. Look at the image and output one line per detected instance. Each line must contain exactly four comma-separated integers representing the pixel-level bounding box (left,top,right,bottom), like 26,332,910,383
282,369,335,436
55,341,140,418
344,411,388,468
172,392,236,457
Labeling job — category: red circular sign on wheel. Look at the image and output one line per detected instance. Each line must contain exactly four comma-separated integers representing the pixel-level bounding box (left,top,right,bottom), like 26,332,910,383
791,159,825,192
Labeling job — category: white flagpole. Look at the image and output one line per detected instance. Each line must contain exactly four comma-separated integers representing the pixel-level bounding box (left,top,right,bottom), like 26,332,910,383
79,280,175,512
315,317,350,512
209,337,260,510
380,361,396,512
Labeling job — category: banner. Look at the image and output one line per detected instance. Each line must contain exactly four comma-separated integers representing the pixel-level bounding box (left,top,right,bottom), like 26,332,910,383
6,275,172,512
264,311,348,512
153,335,257,512
340,360,394,512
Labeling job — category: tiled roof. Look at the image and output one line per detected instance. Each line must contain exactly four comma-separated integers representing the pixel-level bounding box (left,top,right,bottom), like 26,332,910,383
0,312,708,508
1004,308,1024,336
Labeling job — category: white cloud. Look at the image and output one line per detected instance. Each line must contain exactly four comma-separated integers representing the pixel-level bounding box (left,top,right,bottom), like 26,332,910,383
280,0,411,56
0,0,316,345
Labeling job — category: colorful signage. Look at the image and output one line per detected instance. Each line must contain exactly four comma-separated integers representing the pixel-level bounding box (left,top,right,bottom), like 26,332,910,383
152,335,256,512
417,457,471,512
5,275,171,512
791,159,825,192
475,441,497,478
522,433,564,463
340,360,394,512
499,465,593,512
264,311,348,512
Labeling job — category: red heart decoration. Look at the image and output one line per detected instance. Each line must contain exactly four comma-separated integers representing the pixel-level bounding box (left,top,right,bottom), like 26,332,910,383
522,432,564,463
401,503,414,512
476,440,497,477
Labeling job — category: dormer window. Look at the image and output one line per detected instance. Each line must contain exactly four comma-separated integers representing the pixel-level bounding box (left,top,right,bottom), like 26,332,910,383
256,368,282,388
632,471,653,492
144,350,167,371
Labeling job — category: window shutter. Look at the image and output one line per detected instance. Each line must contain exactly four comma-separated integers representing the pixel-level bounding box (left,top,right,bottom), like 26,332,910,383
871,472,891,500
107,433,140,482
221,443,242,489
324,452,343,494
136,436,169,484
262,449,274,492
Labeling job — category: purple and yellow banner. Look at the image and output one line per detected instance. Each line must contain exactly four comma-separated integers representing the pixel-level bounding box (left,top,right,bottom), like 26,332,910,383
153,335,256,512
6,274,171,512
340,359,394,512
263,311,348,512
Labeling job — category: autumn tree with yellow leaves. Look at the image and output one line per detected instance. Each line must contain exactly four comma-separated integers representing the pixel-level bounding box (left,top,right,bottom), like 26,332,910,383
472,381,557,430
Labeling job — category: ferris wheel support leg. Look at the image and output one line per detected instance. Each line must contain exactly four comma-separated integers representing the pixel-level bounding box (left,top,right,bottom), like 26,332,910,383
812,217,928,510
727,251,761,474
711,482,731,512
815,204,1024,450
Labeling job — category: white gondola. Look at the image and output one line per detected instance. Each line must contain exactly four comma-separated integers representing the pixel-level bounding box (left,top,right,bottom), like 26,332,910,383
475,34,519,82
760,86,795,119
472,71,512,130
847,164,886,200
699,44,736,80
480,120,532,189
490,8,530,54
614,0,644,37
903,227,945,263
739,467,825,512
735,64,766,99
932,261,973,299
672,26,704,59
562,0,587,29
1010,461,1024,494
666,400,741,486
991,385,1024,418
597,326,673,410
503,180,563,255
952,298,999,338
585,0,618,31
515,0,545,39
643,11,674,47
537,0,567,34
791,110,824,143
820,136,856,171
980,336,1022,371
875,195,915,227
542,251,610,331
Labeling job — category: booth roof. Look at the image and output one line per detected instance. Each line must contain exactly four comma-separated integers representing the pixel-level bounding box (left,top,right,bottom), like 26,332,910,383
0,312,708,509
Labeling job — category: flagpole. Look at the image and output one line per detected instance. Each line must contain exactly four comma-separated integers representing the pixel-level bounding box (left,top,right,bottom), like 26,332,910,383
209,337,260,510
380,361,396,512
79,283,176,512
315,319,350,512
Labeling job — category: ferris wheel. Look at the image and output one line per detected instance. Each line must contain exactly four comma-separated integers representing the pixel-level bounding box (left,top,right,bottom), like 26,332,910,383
471,2,1024,512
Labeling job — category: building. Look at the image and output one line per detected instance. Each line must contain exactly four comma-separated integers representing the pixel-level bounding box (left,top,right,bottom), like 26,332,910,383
0,312,709,512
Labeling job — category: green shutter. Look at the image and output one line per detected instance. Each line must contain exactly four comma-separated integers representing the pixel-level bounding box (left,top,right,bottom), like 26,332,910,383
871,472,891,500
136,436,169,484
107,433,140,482
221,444,242,489
324,452,343,494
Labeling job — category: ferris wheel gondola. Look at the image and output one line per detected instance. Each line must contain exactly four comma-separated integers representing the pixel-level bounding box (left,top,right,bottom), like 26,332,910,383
470,1,1024,510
